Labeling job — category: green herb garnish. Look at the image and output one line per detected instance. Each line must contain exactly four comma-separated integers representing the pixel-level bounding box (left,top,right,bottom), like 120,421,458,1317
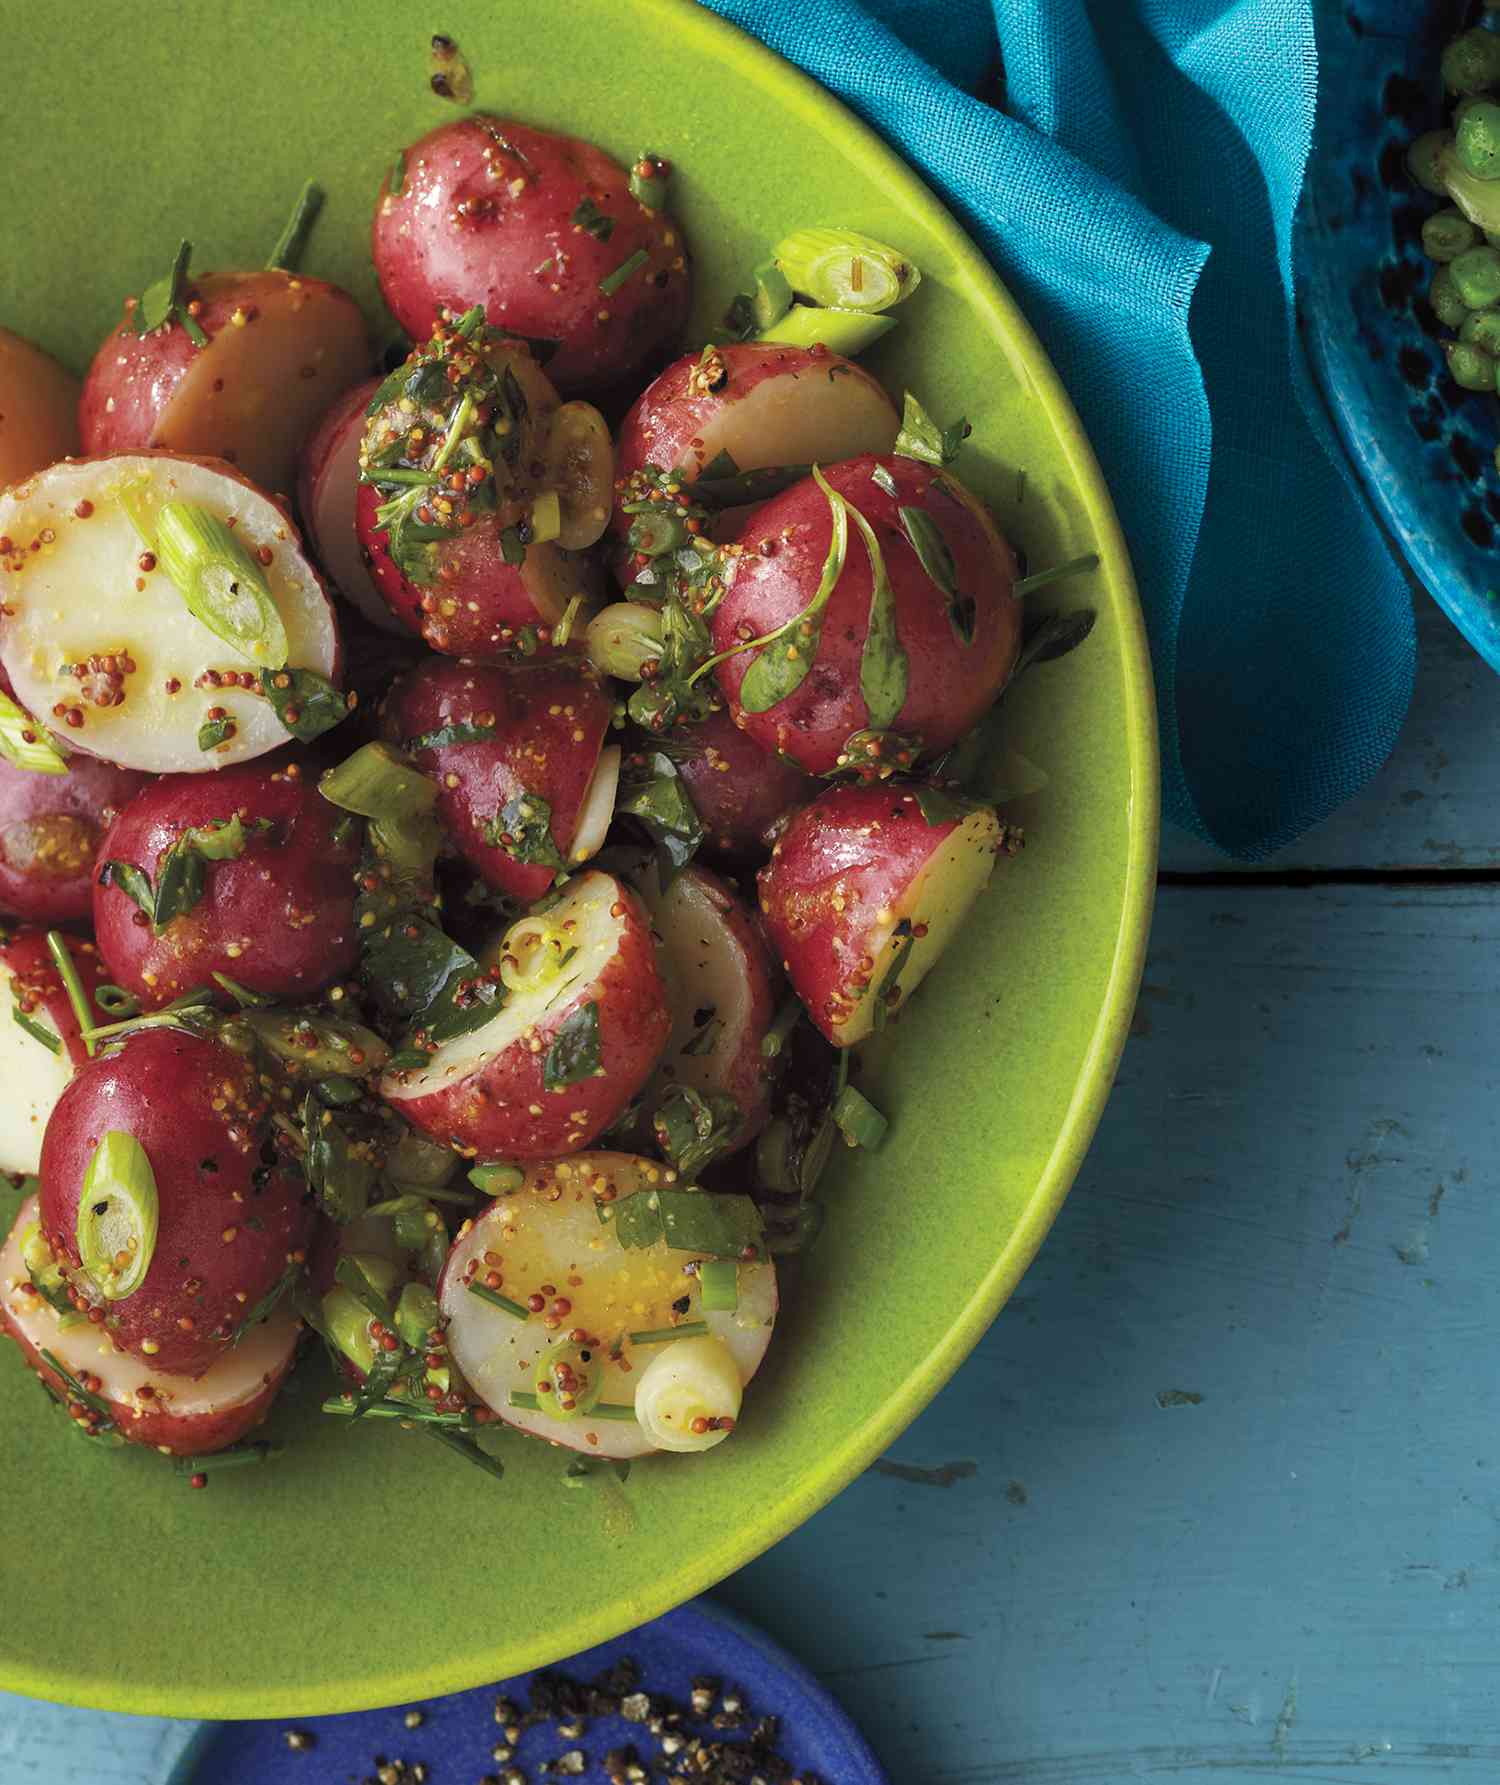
12,1007,60,1054
652,1084,741,1178
261,666,349,741
542,1001,601,1091
599,247,649,296
571,196,615,241
99,816,263,935
899,505,972,645
173,1442,283,1475
893,392,970,466
1012,553,1100,600
607,1188,763,1259
128,238,202,341
485,791,564,869
1013,609,1098,677
628,1320,710,1345
265,179,324,272
616,751,704,887
404,719,498,753
467,1280,531,1318
45,931,97,1058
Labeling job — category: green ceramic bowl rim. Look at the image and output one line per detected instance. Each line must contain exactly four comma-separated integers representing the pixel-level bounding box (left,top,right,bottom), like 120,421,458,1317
0,0,1157,1718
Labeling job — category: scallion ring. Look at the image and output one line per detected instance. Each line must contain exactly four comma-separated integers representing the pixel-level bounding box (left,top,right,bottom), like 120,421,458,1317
632,1333,743,1452
0,691,67,775
153,502,290,665
75,1131,159,1300
773,227,920,313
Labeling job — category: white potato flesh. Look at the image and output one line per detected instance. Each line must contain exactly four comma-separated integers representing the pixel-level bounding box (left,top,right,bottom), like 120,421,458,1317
686,365,899,485
0,1194,299,1423
0,963,77,1175
568,744,620,864
0,455,339,774
0,330,79,490
305,390,401,632
543,402,613,549
633,862,766,1121
839,807,1002,1045
379,870,623,1109
439,1153,776,1458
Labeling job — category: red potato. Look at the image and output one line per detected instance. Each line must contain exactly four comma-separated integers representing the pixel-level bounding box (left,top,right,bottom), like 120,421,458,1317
39,1025,316,1376
386,656,616,904
373,116,691,394
438,1153,776,1458
758,783,1013,1046
0,753,150,923
0,929,107,1175
611,342,899,563
78,268,369,498
650,712,815,863
0,453,343,775
630,859,779,1149
712,455,1023,776
297,375,400,633
0,1195,299,1455
355,320,606,656
92,755,361,1010
380,870,670,1159
0,330,80,489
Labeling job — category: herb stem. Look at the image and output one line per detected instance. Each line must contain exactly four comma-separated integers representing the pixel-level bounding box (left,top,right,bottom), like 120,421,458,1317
45,932,95,1058
1012,552,1099,599
266,180,324,272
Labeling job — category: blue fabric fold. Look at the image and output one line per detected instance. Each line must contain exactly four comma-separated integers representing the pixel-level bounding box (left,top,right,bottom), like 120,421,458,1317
703,0,1416,859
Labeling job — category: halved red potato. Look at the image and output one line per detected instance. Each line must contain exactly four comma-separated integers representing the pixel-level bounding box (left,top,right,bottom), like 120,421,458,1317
712,455,1022,776
0,929,106,1175
0,453,342,775
0,330,80,489
386,656,616,903
297,375,399,633
0,1195,299,1455
758,783,1012,1045
649,712,815,863
39,1026,316,1376
92,754,361,1010
438,1153,776,1458
380,870,670,1159
78,269,370,498
611,342,899,563
355,321,605,656
629,859,779,1148
0,752,150,923
372,117,691,394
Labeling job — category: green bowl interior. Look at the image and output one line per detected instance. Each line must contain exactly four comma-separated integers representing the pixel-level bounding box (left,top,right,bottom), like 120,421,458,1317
2,0,1156,1715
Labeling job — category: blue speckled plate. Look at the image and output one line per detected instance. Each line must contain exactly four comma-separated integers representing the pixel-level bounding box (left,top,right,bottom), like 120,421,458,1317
1303,0,1500,669
168,1600,888,1785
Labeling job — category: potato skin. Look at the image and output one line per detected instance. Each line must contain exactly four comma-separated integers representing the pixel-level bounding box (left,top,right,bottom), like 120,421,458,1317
387,878,670,1158
0,927,108,1068
386,656,611,903
712,456,1022,775
0,754,150,924
650,712,815,864
78,270,369,496
0,329,80,489
372,116,690,394
39,1027,315,1376
92,756,361,1010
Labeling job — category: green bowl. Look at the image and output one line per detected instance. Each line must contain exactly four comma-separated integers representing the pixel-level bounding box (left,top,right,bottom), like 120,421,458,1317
2,0,1156,1714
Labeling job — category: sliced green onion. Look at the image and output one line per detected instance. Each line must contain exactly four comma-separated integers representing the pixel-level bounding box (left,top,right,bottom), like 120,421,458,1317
529,488,562,544
629,151,670,209
773,227,920,313
628,1320,710,1345
265,179,324,272
389,1134,460,1188
93,984,141,1018
599,248,649,297
550,593,585,651
319,742,437,821
1012,553,1099,600
467,1280,530,1318
468,1162,525,1195
321,1284,377,1374
76,1131,159,1299
756,304,897,355
833,1083,888,1151
395,1281,440,1351
393,1200,435,1252
153,503,290,666
12,1007,60,1053
533,1337,603,1420
586,601,666,682
698,1260,739,1312
45,932,95,1058
173,1441,282,1475
749,259,792,331
0,691,67,775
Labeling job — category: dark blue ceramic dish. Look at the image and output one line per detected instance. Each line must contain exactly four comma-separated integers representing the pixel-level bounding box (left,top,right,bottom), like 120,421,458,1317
1304,0,1500,669
167,1599,888,1784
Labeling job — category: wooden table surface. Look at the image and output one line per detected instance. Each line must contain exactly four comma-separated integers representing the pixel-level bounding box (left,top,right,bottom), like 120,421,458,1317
4,595,1496,1782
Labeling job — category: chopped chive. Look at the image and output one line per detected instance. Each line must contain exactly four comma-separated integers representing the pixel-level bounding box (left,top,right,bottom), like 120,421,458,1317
266,179,324,272
321,1395,473,1426
467,1281,530,1319
12,1007,61,1053
508,1389,636,1422
628,1320,710,1345
172,1441,282,1474
1012,552,1099,599
509,1389,541,1411
179,308,209,348
39,1349,115,1421
45,932,95,1058
599,247,649,296
386,1048,429,1072
426,1424,506,1480
833,1082,888,1150
92,984,140,1018
389,150,407,196
468,1163,525,1194
761,998,802,1059
359,466,438,487
629,151,669,209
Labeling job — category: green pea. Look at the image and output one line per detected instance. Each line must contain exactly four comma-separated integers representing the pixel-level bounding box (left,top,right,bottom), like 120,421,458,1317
1461,308,1500,354
1430,266,1473,330
1457,99,1500,179
1424,208,1480,262
1443,28,1500,96
1409,130,1455,196
1450,243,1500,308
1445,339,1497,390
